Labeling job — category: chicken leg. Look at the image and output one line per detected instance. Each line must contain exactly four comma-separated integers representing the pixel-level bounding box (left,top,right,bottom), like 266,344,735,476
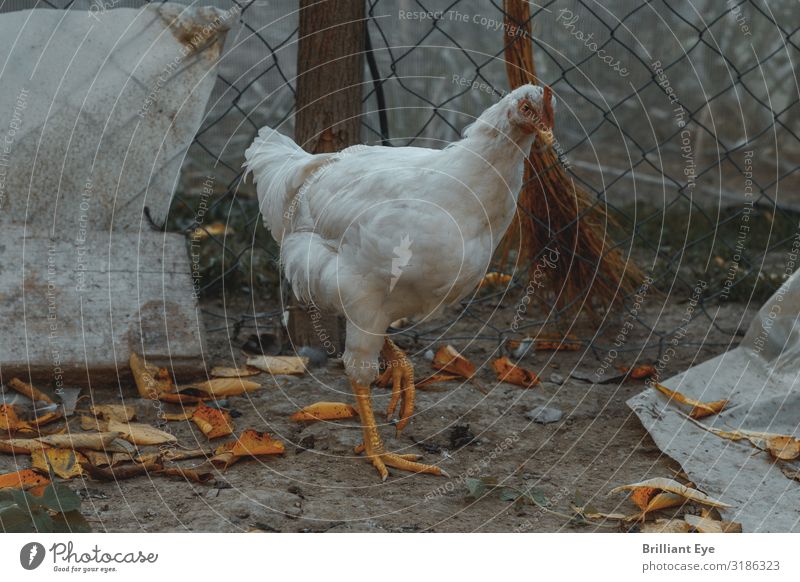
351,380,448,481
377,338,415,432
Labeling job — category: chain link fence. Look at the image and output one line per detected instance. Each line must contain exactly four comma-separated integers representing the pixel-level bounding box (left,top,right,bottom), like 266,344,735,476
29,0,800,365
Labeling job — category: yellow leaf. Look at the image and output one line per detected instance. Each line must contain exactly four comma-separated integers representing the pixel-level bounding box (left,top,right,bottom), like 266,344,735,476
610,477,731,509
210,366,261,378
652,383,728,419
31,448,86,479
191,403,234,440
8,377,54,404
211,430,284,468
0,404,32,433
107,420,177,446
684,514,742,533
765,435,800,461
246,355,308,376
129,352,175,400
289,402,358,423
432,345,475,379
0,438,50,455
91,404,136,422
180,378,261,398
36,432,133,453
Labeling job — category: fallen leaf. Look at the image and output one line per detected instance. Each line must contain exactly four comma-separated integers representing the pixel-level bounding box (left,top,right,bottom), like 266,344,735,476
245,355,308,376
91,404,136,422
684,514,742,533
478,272,512,289
210,366,261,378
31,448,87,479
610,478,731,509
432,345,476,378
765,436,800,461
191,222,233,241
81,459,162,481
780,465,800,482
619,364,657,380
0,404,32,433
533,334,581,351
289,402,358,423
107,420,177,446
211,430,284,468
158,465,215,483
161,410,194,422
80,416,108,431
491,357,540,388
8,377,54,404
36,432,134,453
0,469,50,490
192,403,234,439
0,438,49,455
158,393,205,405
652,383,728,419
129,352,175,400
180,378,261,398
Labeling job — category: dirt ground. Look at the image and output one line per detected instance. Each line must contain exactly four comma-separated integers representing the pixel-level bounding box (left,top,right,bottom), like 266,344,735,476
0,297,757,532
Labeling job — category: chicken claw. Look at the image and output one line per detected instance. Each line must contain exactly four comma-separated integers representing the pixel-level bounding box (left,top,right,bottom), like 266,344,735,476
377,338,415,433
352,380,447,481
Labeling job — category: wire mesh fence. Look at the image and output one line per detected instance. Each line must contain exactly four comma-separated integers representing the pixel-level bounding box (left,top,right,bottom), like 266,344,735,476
26,0,800,364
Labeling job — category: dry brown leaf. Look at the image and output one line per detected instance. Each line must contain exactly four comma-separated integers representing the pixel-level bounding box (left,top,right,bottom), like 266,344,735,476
0,468,50,490
289,402,358,423
0,404,33,433
161,410,194,422
81,459,162,481
107,420,177,446
610,478,731,509
629,486,659,511
80,415,108,431
0,438,49,455
31,448,87,479
246,355,308,376
129,352,175,400
91,404,136,422
652,383,728,419
36,432,133,453
192,403,234,439
30,410,64,427
780,465,800,482
491,356,540,388
180,378,261,398
432,345,476,378
765,436,800,461
210,366,261,378
158,393,205,405
8,377,54,404
158,465,215,483
684,514,742,533
533,334,581,351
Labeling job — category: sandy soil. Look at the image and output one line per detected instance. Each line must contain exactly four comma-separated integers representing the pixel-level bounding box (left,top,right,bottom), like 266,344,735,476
0,297,756,532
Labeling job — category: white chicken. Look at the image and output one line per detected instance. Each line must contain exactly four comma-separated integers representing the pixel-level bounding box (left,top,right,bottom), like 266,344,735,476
245,84,555,480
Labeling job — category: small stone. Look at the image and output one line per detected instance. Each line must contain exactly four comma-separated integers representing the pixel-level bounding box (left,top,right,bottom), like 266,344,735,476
423,349,434,361
549,372,565,385
525,405,563,424
298,346,328,368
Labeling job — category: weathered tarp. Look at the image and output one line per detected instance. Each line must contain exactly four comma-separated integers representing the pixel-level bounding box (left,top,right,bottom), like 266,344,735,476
628,269,800,532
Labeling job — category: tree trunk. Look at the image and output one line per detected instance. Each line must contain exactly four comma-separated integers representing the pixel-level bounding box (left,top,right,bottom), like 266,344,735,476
287,0,366,356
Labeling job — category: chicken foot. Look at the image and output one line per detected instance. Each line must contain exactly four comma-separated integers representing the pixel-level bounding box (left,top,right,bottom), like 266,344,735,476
376,338,415,433
351,380,448,481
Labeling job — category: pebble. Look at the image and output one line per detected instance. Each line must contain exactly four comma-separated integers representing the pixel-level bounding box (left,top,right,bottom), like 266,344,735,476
549,372,565,385
525,405,563,424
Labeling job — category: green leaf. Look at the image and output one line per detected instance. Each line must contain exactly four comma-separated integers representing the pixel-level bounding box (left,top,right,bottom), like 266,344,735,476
499,488,521,502
0,506,36,532
524,487,549,508
38,484,81,513
52,510,91,533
